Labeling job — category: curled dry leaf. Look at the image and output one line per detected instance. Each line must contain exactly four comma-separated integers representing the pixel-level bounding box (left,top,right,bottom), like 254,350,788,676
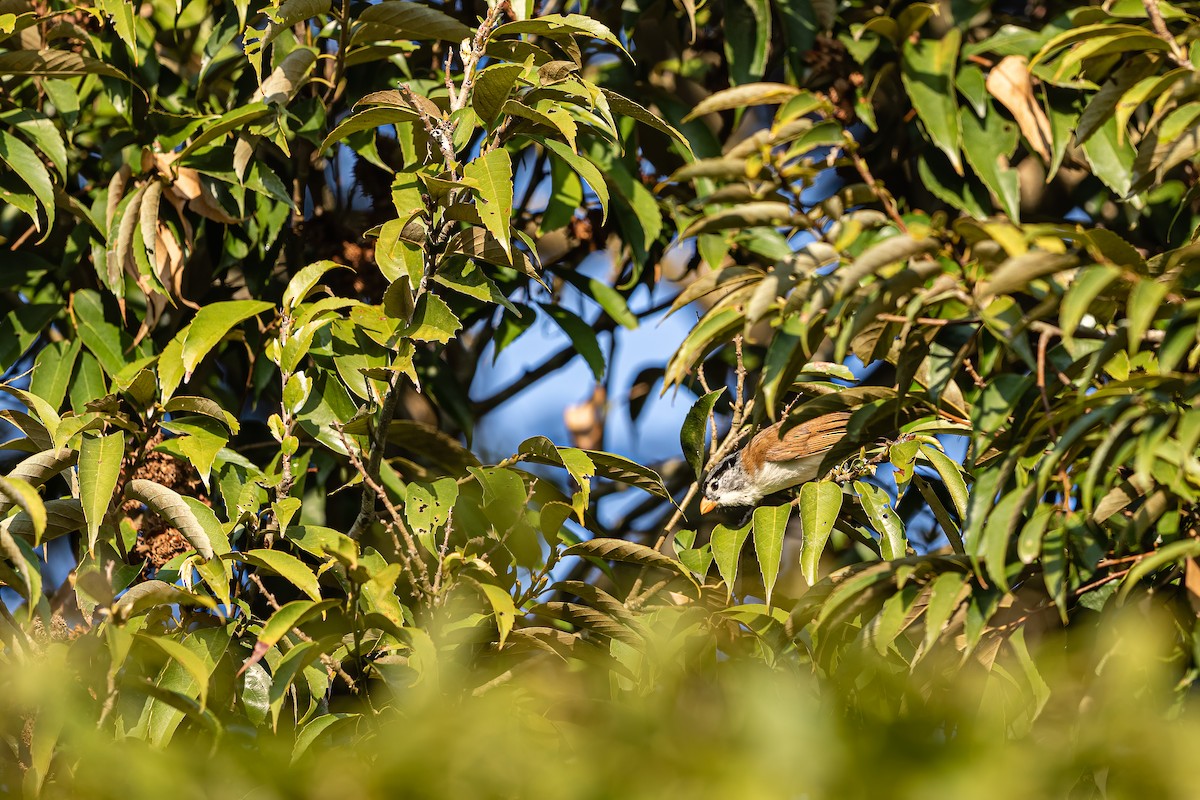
985,56,1052,165
154,152,242,225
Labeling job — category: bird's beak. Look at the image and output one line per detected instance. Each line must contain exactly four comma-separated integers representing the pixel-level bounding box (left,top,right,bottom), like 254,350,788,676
699,498,718,515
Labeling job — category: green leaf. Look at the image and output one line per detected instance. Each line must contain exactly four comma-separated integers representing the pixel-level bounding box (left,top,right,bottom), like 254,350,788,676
665,307,743,386
724,0,771,85
752,503,790,607
798,481,843,585
267,639,328,727
1060,263,1123,343
320,107,420,153
292,714,361,763
354,1,472,42
1118,539,1200,603
238,549,321,600
1082,115,1135,197
0,109,68,180
112,580,218,621
285,525,359,561
584,279,637,330
541,139,609,221
243,599,340,673
564,538,696,586
124,479,215,560
0,49,126,79
837,233,939,295
889,440,920,499
0,476,45,544
0,130,54,236
959,106,1021,220
916,150,988,217
137,634,213,711
541,304,605,380
472,63,525,126
604,158,662,257
1017,504,1053,564
283,261,350,312
684,83,800,121
73,289,128,378
98,0,139,63
680,388,726,479
178,103,272,162
0,384,61,444
920,445,969,519
580,451,671,500
78,431,124,553
493,14,629,57
541,155,583,233
921,571,967,652
855,481,906,559
602,91,692,155
1,448,76,516
1126,278,1169,350
5,498,84,544
503,100,578,151
711,521,752,598
1042,523,1067,620
956,64,989,116
680,202,800,239
257,46,317,104
401,292,462,344
977,487,1027,592
157,419,229,489
434,259,517,314
0,525,41,616
474,581,516,648
404,478,459,545
442,227,541,284
180,300,274,379
902,29,963,173
463,149,514,258
162,396,241,435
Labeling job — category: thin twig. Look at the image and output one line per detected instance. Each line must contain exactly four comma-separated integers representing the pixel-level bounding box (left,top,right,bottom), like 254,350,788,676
876,313,963,327
1073,567,1133,597
1036,327,1073,508
348,371,404,540
337,425,433,595
1141,0,1191,67
846,136,907,232
963,358,987,389
248,572,358,692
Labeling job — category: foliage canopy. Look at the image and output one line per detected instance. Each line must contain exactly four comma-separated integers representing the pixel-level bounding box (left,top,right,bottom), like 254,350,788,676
5,0,1200,795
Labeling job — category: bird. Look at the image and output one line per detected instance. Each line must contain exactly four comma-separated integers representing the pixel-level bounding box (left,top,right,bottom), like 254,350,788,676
699,412,851,513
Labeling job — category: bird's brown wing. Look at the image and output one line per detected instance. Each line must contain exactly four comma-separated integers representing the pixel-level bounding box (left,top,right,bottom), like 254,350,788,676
746,412,851,464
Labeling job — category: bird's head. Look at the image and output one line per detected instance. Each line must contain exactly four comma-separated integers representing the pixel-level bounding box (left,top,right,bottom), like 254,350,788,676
699,451,761,513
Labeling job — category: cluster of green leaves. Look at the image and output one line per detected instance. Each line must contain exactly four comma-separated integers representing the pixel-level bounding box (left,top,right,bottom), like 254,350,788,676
656,0,1200,692
0,0,708,781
